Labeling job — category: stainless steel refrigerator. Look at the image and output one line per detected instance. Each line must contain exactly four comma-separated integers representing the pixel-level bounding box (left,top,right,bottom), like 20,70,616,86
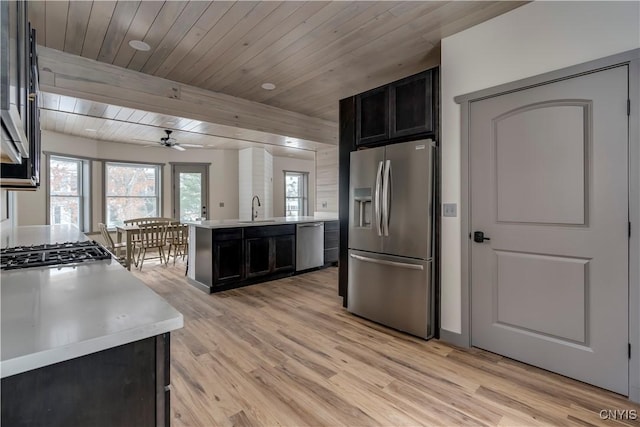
348,138,435,339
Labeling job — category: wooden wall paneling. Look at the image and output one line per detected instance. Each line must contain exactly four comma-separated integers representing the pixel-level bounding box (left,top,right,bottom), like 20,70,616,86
44,1,69,51
228,2,392,98
195,1,307,89
126,1,188,71
72,99,92,116
101,105,122,120
190,2,326,89
315,146,338,212
28,1,46,46
153,2,235,78
250,2,445,104
62,112,78,136
63,1,93,55
80,1,117,60
187,2,282,87
38,47,337,144
111,1,165,68
164,2,258,83
58,95,77,113
139,1,212,75
96,1,141,64
42,93,60,110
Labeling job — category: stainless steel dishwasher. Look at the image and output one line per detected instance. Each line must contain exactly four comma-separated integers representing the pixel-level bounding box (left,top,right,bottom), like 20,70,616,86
296,222,324,271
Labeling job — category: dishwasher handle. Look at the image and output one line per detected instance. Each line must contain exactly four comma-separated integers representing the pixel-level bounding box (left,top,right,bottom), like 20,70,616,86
298,223,324,228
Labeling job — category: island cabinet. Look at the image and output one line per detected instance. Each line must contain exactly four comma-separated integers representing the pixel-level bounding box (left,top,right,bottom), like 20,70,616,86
212,229,244,286
2,333,171,427
245,225,295,278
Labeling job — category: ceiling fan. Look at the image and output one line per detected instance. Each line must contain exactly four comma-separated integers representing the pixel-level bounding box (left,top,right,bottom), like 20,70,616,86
137,130,204,151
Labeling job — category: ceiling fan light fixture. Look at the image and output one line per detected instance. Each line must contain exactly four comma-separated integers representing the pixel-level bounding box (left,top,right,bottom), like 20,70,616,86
129,40,151,51
261,82,276,90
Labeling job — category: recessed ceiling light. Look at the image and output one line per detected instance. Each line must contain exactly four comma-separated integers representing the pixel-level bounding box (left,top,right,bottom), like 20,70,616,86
85,128,97,132
285,140,294,144
129,40,151,51
261,82,276,90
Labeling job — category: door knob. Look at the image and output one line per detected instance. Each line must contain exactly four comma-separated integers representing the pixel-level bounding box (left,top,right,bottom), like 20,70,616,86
473,231,491,243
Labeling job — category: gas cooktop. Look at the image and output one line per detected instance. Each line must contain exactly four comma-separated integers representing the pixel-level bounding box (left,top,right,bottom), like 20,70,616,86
0,241,112,270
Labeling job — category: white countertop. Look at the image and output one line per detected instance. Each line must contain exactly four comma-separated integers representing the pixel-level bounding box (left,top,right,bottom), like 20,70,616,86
186,215,338,229
1,226,183,378
1,224,89,247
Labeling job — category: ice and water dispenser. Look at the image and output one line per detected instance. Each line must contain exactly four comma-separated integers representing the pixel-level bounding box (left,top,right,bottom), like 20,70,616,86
352,188,372,228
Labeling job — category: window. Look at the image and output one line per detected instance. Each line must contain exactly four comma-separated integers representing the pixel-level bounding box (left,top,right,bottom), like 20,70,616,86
49,156,89,230
105,162,161,227
284,171,308,217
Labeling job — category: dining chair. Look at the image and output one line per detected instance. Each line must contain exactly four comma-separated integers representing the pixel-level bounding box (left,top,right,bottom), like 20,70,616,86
98,223,128,264
166,223,189,265
134,222,169,270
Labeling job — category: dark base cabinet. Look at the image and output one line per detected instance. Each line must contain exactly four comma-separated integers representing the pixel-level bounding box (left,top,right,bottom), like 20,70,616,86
1,334,171,427
245,225,295,278
324,220,339,265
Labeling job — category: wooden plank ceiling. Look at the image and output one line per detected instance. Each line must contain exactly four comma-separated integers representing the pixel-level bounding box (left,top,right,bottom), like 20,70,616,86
29,1,526,123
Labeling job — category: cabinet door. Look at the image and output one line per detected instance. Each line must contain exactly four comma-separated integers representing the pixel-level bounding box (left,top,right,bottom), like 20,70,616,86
245,237,271,278
356,86,389,146
213,239,243,286
273,234,295,272
389,70,433,138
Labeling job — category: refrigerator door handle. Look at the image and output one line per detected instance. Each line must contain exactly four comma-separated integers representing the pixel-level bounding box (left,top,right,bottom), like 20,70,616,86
382,159,391,236
350,253,424,270
374,161,383,236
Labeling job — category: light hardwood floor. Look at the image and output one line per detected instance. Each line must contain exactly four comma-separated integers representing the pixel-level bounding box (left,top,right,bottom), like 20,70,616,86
134,262,639,426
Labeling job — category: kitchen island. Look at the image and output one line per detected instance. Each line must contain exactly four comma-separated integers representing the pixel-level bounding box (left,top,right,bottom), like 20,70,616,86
186,216,338,293
0,225,183,427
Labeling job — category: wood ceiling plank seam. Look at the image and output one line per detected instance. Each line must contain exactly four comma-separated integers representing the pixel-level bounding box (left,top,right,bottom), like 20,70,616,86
44,0,69,51
267,36,437,111
193,1,309,89
126,1,189,71
139,1,213,75
227,1,397,98
127,109,148,124
62,111,78,136
250,2,447,104
87,101,108,118
102,105,122,120
63,1,93,56
199,1,332,90
184,1,283,87
434,1,527,41
74,115,89,137
72,98,92,116
57,94,77,113
111,1,166,68
80,1,117,60
27,1,46,46
41,92,60,110
162,2,260,82
97,1,142,64
152,1,235,78
113,107,137,122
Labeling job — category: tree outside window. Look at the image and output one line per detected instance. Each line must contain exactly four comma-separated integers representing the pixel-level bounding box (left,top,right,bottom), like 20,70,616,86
285,171,308,217
105,163,160,227
49,156,82,229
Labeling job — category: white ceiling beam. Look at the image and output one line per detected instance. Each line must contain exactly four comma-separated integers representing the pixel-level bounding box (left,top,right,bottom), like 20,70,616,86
37,46,338,145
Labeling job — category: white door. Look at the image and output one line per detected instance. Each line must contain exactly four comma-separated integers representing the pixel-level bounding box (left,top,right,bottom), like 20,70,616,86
172,164,209,221
470,65,629,394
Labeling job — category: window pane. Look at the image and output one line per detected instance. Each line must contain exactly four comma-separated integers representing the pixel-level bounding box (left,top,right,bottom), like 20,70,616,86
286,197,301,217
285,174,302,197
106,197,158,227
50,196,80,227
179,173,202,221
50,158,79,196
106,164,157,197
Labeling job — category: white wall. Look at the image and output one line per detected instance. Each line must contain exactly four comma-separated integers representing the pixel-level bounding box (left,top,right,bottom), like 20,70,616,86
272,156,316,217
17,131,240,229
315,146,338,215
440,1,640,334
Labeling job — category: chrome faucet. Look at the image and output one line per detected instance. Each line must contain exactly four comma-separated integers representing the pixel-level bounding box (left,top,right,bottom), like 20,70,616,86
251,195,261,221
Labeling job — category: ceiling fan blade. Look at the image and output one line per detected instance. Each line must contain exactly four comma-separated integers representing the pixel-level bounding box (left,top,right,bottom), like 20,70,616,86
172,145,186,151
180,144,204,148
133,138,156,143
141,144,161,148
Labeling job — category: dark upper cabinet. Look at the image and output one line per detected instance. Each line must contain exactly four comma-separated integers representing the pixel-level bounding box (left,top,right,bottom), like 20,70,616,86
356,86,389,146
390,71,433,137
355,68,435,147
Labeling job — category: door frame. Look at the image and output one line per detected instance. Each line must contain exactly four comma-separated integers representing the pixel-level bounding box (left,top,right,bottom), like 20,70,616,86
170,162,210,221
452,48,639,402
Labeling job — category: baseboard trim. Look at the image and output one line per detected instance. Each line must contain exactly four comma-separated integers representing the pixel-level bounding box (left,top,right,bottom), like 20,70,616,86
439,329,469,348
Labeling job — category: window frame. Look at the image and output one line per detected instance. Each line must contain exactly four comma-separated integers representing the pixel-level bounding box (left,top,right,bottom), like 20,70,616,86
47,154,91,232
284,170,309,217
103,161,163,228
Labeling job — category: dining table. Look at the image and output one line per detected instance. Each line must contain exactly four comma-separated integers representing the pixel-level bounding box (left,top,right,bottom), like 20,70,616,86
115,224,141,271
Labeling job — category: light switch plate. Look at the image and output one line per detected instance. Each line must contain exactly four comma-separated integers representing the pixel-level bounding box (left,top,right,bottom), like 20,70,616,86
219,202,224,208
443,203,457,217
